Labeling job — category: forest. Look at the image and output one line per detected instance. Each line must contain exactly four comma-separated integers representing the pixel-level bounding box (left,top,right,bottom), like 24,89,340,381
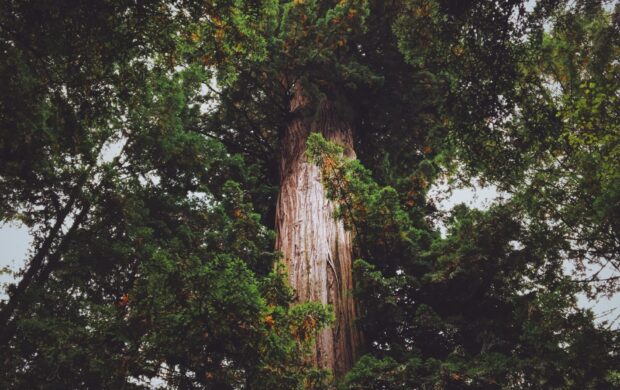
0,0,619,389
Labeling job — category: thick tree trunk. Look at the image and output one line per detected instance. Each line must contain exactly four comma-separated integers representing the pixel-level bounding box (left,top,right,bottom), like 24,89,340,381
275,83,361,377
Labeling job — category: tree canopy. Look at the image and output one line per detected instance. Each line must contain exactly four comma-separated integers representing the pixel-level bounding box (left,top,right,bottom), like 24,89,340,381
0,0,618,389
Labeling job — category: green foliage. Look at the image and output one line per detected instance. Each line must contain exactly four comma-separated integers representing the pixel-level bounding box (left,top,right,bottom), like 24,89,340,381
1,0,619,389
309,133,619,388
0,2,332,388
455,1,620,297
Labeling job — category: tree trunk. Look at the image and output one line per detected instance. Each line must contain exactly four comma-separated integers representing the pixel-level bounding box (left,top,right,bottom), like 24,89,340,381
275,83,361,378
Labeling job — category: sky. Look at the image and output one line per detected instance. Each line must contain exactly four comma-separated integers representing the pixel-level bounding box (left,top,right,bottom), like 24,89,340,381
0,223,31,291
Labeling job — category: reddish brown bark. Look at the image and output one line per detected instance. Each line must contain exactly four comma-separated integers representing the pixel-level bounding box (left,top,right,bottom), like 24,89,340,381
275,83,361,377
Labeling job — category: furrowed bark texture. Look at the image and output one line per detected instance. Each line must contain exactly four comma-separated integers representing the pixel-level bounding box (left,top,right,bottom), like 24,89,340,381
275,84,361,377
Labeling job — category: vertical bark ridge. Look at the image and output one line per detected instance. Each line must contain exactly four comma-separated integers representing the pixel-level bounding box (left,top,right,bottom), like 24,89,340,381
275,83,361,378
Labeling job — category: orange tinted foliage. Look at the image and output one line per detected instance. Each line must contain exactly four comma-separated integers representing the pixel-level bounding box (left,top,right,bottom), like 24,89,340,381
264,315,275,328
118,294,129,307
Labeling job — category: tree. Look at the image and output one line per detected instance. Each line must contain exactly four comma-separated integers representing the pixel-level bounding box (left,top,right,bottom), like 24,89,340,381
1,0,619,389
